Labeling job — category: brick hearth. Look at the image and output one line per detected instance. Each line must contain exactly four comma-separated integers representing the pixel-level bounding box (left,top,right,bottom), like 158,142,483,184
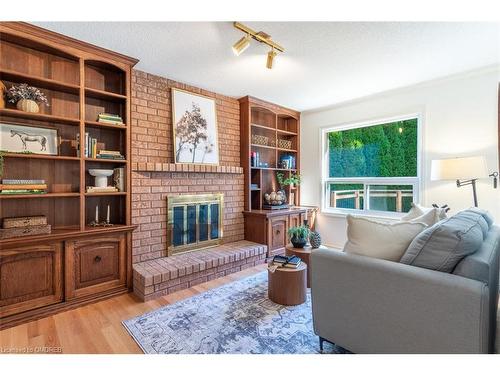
133,241,267,301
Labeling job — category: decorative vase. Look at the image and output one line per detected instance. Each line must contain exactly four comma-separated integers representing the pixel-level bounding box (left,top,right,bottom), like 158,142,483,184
291,237,307,248
16,99,39,113
309,231,322,249
0,81,6,109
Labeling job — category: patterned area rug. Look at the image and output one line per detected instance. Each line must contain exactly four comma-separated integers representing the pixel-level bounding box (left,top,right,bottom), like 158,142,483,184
123,271,348,354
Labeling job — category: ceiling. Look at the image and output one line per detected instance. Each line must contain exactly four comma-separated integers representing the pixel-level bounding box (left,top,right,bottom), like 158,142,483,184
34,22,500,111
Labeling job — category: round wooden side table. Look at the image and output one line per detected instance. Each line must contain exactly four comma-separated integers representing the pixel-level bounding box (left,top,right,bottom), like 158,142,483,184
268,262,307,306
285,244,327,288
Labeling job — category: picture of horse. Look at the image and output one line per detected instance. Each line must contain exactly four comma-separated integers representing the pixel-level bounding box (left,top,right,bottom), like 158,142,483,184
0,123,58,155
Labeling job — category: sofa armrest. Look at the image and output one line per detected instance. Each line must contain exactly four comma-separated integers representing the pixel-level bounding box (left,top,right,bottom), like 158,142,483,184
311,248,490,353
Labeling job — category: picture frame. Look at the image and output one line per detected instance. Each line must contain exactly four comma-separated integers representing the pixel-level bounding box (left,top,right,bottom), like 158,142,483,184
0,122,59,155
172,88,219,165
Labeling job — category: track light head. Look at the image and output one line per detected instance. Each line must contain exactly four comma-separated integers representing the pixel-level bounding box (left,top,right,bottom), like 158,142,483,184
266,49,277,69
232,34,251,56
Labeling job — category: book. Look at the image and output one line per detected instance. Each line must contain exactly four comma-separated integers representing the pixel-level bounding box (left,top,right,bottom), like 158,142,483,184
2,179,45,185
99,150,122,155
76,133,80,157
84,132,89,158
86,186,118,193
91,138,97,158
98,112,123,119
272,255,301,268
97,118,125,125
96,154,125,160
0,184,47,190
0,190,46,194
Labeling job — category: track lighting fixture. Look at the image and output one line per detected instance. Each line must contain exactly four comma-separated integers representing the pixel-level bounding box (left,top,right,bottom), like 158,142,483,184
232,34,251,56
232,22,284,69
266,48,277,69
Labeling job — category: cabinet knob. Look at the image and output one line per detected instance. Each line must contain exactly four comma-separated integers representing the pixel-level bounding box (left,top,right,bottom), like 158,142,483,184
276,229,281,234
94,255,102,262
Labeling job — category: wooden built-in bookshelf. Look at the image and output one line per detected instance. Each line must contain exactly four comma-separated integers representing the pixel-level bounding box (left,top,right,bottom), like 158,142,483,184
0,22,138,329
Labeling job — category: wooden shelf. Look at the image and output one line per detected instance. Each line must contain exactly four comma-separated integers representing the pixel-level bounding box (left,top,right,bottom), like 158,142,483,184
84,192,127,196
277,128,298,136
0,108,80,125
0,69,80,94
0,192,80,199
2,152,80,161
85,87,127,101
277,148,297,153
251,123,276,131
251,143,276,150
85,120,127,130
85,158,127,164
251,167,297,172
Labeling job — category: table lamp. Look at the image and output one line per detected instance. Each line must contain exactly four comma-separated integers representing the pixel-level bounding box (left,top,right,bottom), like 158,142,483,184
431,156,488,207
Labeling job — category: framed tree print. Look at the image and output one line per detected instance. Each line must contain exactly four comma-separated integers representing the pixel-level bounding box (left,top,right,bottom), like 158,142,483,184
172,88,219,165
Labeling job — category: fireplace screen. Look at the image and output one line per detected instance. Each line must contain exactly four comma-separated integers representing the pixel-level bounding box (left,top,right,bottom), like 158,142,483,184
167,193,223,256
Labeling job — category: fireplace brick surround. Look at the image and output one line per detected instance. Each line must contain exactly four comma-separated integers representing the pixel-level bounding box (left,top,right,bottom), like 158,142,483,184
130,70,265,301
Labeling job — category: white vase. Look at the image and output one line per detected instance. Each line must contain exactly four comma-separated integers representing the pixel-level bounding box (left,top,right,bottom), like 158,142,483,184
16,99,39,113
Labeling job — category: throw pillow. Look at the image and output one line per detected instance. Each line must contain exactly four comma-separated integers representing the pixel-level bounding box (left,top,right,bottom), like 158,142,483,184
401,203,447,226
400,210,487,272
343,215,427,261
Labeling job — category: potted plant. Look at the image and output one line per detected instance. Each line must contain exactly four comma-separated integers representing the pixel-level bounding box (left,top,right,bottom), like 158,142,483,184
288,225,310,248
7,83,49,113
277,172,301,189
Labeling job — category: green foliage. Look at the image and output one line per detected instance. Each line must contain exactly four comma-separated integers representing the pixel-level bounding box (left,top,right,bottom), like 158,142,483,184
276,172,301,187
328,119,417,178
287,225,310,240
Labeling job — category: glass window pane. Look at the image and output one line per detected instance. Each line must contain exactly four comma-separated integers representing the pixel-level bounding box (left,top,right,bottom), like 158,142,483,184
328,119,418,178
329,183,364,210
367,185,414,213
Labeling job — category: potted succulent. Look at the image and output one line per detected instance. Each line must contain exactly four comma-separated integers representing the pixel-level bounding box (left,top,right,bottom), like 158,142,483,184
288,225,310,248
7,83,49,113
277,172,301,190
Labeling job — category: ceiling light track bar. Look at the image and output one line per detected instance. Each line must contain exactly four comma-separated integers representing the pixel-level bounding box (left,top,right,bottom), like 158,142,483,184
233,22,285,52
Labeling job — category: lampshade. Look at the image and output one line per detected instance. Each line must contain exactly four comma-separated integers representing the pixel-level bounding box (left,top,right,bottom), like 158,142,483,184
431,156,489,181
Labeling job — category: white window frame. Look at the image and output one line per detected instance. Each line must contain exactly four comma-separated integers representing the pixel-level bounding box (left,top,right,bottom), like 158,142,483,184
320,114,422,219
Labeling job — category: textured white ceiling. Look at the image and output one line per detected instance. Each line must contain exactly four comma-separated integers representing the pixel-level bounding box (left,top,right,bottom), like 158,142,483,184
34,22,500,111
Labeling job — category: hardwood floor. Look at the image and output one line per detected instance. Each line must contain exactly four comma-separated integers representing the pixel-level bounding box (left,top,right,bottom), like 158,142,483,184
0,264,267,354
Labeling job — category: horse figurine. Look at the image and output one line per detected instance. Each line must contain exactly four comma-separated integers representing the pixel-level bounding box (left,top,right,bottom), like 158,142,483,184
10,129,47,151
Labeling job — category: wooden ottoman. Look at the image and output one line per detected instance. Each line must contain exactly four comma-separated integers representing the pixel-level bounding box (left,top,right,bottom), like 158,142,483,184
268,262,307,306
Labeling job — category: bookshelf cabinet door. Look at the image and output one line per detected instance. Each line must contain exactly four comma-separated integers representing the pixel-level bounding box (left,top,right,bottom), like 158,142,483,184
0,243,63,318
65,233,126,300
268,215,288,256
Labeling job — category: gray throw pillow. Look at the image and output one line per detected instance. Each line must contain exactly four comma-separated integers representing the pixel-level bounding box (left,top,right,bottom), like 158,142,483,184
466,207,494,228
400,210,487,272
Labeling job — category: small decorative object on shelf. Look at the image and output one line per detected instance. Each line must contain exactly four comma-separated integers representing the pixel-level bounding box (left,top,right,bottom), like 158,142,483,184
0,178,47,195
89,204,114,227
88,169,114,188
97,113,124,125
263,190,287,209
0,80,6,109
251,134,269,146
0,123,59,155
277,171,301,191
6,83,49,113
0,214,51,239
288,225,310,248
113,167,125,192
250,183,259,190
278,138,292,150
279,154,296,169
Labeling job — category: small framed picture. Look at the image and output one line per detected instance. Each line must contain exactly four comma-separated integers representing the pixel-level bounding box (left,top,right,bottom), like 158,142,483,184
0,122,59,155
172,88,219,165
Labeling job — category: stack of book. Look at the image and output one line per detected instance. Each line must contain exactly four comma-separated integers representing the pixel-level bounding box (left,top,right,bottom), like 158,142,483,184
97,113,124,125
96,150,125,160
272,255,302,269
84,132,98,158
0,179,47,195
86,185,118,194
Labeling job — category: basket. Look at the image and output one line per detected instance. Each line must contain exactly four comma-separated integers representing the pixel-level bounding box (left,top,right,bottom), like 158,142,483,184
0,224,51,239
3,215,47,228
278,139,292,149
252,134,269,146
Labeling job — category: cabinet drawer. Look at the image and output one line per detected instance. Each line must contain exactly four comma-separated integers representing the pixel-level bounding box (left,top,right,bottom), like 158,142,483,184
65,234,126,300
0,243,63,317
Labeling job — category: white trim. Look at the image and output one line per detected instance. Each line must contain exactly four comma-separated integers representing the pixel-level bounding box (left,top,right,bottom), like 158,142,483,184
320,113,422,216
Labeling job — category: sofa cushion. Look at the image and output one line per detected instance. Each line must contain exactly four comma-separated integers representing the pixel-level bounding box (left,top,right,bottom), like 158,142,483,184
401,203,447,226
344,215,427,261
466,207,494,228
400,210,487,272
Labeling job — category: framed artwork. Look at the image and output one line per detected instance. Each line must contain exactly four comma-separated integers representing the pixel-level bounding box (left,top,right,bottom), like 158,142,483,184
172,88,219,165
0,122,59,155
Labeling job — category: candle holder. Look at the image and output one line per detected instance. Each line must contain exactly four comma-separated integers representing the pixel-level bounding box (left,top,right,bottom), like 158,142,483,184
89,220,114,227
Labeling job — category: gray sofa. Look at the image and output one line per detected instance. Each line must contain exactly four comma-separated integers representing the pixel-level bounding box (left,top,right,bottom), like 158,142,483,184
311,224,500,353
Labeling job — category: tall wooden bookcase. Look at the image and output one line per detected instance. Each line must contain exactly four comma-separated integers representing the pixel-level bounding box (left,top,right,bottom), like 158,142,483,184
0,22,138,329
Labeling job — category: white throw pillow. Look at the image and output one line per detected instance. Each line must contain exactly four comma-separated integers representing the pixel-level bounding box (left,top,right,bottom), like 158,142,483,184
344,215,427,261
401,203,447,226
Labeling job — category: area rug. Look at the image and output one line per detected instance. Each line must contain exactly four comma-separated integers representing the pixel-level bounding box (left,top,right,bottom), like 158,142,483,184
123,271,348,354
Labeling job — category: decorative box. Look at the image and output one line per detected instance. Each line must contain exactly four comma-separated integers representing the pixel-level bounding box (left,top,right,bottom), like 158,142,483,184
278,139,292,149
0,224,52,239
251,134,269,146
2,215,48,229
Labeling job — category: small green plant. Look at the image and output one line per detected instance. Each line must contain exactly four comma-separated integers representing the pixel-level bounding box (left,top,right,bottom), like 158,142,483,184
287,225,310,241
276,172,301,187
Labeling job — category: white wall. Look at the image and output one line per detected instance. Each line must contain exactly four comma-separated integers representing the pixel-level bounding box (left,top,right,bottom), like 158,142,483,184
301,67,500,248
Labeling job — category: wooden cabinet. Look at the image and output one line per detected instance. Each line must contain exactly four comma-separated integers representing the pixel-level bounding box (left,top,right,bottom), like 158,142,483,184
244,208,315,257
65,234,126,300
0,243,63,318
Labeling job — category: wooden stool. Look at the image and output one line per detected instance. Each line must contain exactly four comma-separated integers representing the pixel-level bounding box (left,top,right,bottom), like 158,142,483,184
286,244,327,288
268,262,307,306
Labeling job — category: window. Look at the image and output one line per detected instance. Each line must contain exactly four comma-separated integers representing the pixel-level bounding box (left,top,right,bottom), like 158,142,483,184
321,116,420,216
